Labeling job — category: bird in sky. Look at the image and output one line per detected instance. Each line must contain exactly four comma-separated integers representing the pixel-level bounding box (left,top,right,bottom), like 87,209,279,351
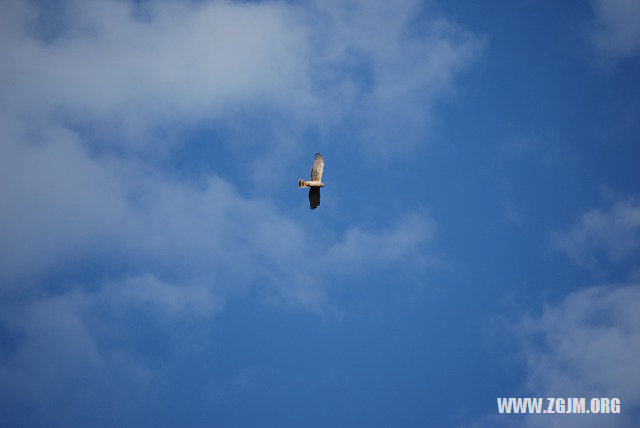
298,153,324,210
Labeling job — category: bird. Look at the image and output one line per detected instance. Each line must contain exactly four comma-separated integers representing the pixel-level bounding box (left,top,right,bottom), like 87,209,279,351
298,153,324,210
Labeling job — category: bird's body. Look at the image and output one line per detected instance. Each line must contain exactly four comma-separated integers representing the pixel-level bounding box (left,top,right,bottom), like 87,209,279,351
298,153,325,209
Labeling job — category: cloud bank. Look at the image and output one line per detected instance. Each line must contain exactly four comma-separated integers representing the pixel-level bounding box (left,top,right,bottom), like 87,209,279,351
0,0,484,153
0,0,480,424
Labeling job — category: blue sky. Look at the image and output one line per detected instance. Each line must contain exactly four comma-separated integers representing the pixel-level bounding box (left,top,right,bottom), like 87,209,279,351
1,0,639,427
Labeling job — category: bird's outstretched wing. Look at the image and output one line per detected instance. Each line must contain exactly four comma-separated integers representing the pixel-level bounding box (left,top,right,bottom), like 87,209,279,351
309,187,320,210
310,153,324,182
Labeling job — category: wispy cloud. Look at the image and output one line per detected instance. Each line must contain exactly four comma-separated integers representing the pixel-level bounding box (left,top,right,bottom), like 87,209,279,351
553,198,640,270
0,290,159,426
0,178,436,423
0,0,470,307
513,284,640,428
305,0,485,154
482,197,640,427
0,0,484,155
0,121,438,300
0,120,439,423
0,0,312,148
590,0,640,61
0,0,478,424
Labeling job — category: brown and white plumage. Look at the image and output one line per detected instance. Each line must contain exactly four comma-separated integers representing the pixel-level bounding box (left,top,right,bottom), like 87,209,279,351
298,153,325,210
310,153,324,182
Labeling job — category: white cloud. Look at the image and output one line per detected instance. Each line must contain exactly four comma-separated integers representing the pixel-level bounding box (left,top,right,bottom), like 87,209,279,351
553,198,640,269
327,212,435,270
0,0,483,154
106,274,222,319
0,119,438,305
0,0,464,307
0,0,312,148
306,0,485,153
513,284,640,428
0,1,473,422
0,144,437,418
0,119,438,421
590,0,640,60
484,196,640,427
0,290,159,426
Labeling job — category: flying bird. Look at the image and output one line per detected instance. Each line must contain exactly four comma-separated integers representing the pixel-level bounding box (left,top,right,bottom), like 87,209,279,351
298,153,324,210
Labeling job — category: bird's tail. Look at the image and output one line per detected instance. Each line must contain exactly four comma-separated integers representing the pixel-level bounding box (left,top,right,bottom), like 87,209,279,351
298,179,308,188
